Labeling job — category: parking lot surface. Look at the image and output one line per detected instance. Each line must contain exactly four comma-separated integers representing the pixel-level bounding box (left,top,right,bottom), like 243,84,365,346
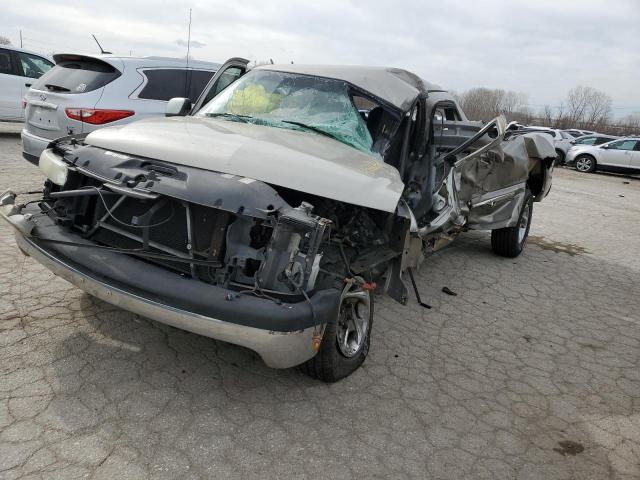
1,132,640,479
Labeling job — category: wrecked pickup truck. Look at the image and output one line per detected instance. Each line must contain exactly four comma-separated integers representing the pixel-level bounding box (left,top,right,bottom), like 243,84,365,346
0,61,555,381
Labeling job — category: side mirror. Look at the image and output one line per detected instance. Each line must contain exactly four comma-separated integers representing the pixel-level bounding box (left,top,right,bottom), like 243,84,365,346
165,97,191,117
570,140,576,145
600,144,609,149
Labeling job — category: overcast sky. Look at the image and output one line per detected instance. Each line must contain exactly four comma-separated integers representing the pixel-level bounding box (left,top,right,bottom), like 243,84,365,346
3,0,639,117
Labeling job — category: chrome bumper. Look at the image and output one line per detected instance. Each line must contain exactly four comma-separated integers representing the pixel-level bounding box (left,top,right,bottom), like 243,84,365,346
0,191,325,369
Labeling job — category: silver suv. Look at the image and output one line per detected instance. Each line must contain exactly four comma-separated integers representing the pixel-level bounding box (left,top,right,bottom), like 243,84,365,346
22,54,219,163
566,137,640,173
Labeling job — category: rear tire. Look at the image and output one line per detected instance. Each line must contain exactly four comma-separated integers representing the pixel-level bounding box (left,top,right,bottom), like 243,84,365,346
491,190,533,258
555,149,565,166
299,286,373,382
575,154,596,173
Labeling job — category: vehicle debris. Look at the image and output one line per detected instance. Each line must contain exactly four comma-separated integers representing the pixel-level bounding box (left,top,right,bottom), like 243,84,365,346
407,268,431,309
441,286,457,296
553,440,585,456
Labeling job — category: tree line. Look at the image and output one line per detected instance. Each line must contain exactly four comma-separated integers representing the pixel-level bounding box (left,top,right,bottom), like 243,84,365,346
454,86,639,136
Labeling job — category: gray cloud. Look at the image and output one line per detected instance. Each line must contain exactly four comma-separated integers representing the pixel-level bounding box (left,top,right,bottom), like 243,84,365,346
2,0,639,116
175,39,206,48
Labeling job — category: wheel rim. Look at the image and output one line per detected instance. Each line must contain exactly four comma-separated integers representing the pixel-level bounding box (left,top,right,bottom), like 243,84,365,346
517,203,530,244
336,289,370,358
576,157,592,172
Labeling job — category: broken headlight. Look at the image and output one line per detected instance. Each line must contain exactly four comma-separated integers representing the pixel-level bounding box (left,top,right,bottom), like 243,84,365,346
39,149,69,187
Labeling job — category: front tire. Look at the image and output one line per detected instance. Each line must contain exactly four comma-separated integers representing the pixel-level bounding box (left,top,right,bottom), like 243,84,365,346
299,285,373,382
491,190,533,258
575,154,596,173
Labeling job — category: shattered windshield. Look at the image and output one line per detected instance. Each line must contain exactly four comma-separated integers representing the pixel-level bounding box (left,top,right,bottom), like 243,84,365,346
196,70,377,155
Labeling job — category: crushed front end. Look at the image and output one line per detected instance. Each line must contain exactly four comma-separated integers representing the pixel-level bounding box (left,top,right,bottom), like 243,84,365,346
0,139,346,368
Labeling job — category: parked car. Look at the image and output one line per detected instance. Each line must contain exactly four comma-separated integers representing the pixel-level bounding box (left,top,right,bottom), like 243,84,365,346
21,54,220,163
550,130,576,164
566,137,640,173
564,129,596,138
0,60,555,381
0,45,53,121
511,126,573,164
569,133,618,146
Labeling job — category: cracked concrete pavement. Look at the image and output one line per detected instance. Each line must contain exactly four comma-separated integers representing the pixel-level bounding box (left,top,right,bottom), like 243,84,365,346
1,130,640,479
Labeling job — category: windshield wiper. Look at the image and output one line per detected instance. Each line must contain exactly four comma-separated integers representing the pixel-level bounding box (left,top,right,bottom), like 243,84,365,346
280,120,342,143
44,84,71,92
205,112,253,122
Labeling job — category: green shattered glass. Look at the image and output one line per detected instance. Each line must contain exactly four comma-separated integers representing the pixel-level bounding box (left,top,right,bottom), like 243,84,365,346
198,70,377,156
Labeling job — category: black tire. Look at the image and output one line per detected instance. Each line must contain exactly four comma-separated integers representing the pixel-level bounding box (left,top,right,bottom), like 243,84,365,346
574,154,596,173
299,289,373,382
491,190,533,258
554,149,565,166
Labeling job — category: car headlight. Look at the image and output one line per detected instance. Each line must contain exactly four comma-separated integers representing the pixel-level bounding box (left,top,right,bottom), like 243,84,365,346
39,149,68,186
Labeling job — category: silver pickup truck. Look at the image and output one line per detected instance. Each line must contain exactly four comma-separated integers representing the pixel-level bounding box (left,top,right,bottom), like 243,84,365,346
1,60,555,381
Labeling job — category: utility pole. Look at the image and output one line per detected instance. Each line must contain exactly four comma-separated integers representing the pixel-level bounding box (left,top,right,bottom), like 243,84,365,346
19,29,22,48
184,8,192,98
186,8,192,62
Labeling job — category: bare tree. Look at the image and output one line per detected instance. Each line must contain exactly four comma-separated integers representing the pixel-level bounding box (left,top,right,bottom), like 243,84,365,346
565,86,612,129
541,105,554,127
458,87,529,123
0,35,11,46
456,84,615,133
613,114,640,136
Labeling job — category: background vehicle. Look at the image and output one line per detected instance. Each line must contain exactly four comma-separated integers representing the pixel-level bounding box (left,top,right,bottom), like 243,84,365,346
0,45,53,121
21,54,220,163
510,126,573,164
564,129,596,138
570,133,618,146
551,129,576,164
567,137,640,173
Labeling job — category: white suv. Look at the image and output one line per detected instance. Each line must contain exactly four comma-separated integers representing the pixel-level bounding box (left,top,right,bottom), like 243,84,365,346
0,45,53,121
22,54,219,164
516,127,575,164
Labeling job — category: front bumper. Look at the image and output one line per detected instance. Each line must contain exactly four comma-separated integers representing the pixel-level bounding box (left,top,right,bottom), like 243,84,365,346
0,192,338,368
564,150,580,166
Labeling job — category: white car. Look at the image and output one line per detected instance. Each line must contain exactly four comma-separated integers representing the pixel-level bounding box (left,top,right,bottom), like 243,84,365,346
566,137,640,173
550,129,576,163
569,133,618,147
0,45,53,121
517,127,574,164
22,54,220,164
563,129,596,138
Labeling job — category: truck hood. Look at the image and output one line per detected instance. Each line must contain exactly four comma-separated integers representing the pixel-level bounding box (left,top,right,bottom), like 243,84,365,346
85,116,404,213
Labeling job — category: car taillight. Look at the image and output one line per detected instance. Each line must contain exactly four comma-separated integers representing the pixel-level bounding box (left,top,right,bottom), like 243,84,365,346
65,108,134,125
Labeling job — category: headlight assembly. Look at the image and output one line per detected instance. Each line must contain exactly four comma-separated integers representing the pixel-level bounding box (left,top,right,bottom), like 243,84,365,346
39,149,69,186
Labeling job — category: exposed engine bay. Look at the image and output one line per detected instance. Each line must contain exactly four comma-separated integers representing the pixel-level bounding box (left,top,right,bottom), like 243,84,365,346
16,112,555,313
34,140,405,306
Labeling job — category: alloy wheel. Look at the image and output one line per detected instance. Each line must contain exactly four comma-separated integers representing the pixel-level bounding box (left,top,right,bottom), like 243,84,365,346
518,202,531,244
336,289,371,358
576,157,593,172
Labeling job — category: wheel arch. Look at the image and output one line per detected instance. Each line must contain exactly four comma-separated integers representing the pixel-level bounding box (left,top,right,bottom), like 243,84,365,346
575,153,597,172
527,157,554,201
